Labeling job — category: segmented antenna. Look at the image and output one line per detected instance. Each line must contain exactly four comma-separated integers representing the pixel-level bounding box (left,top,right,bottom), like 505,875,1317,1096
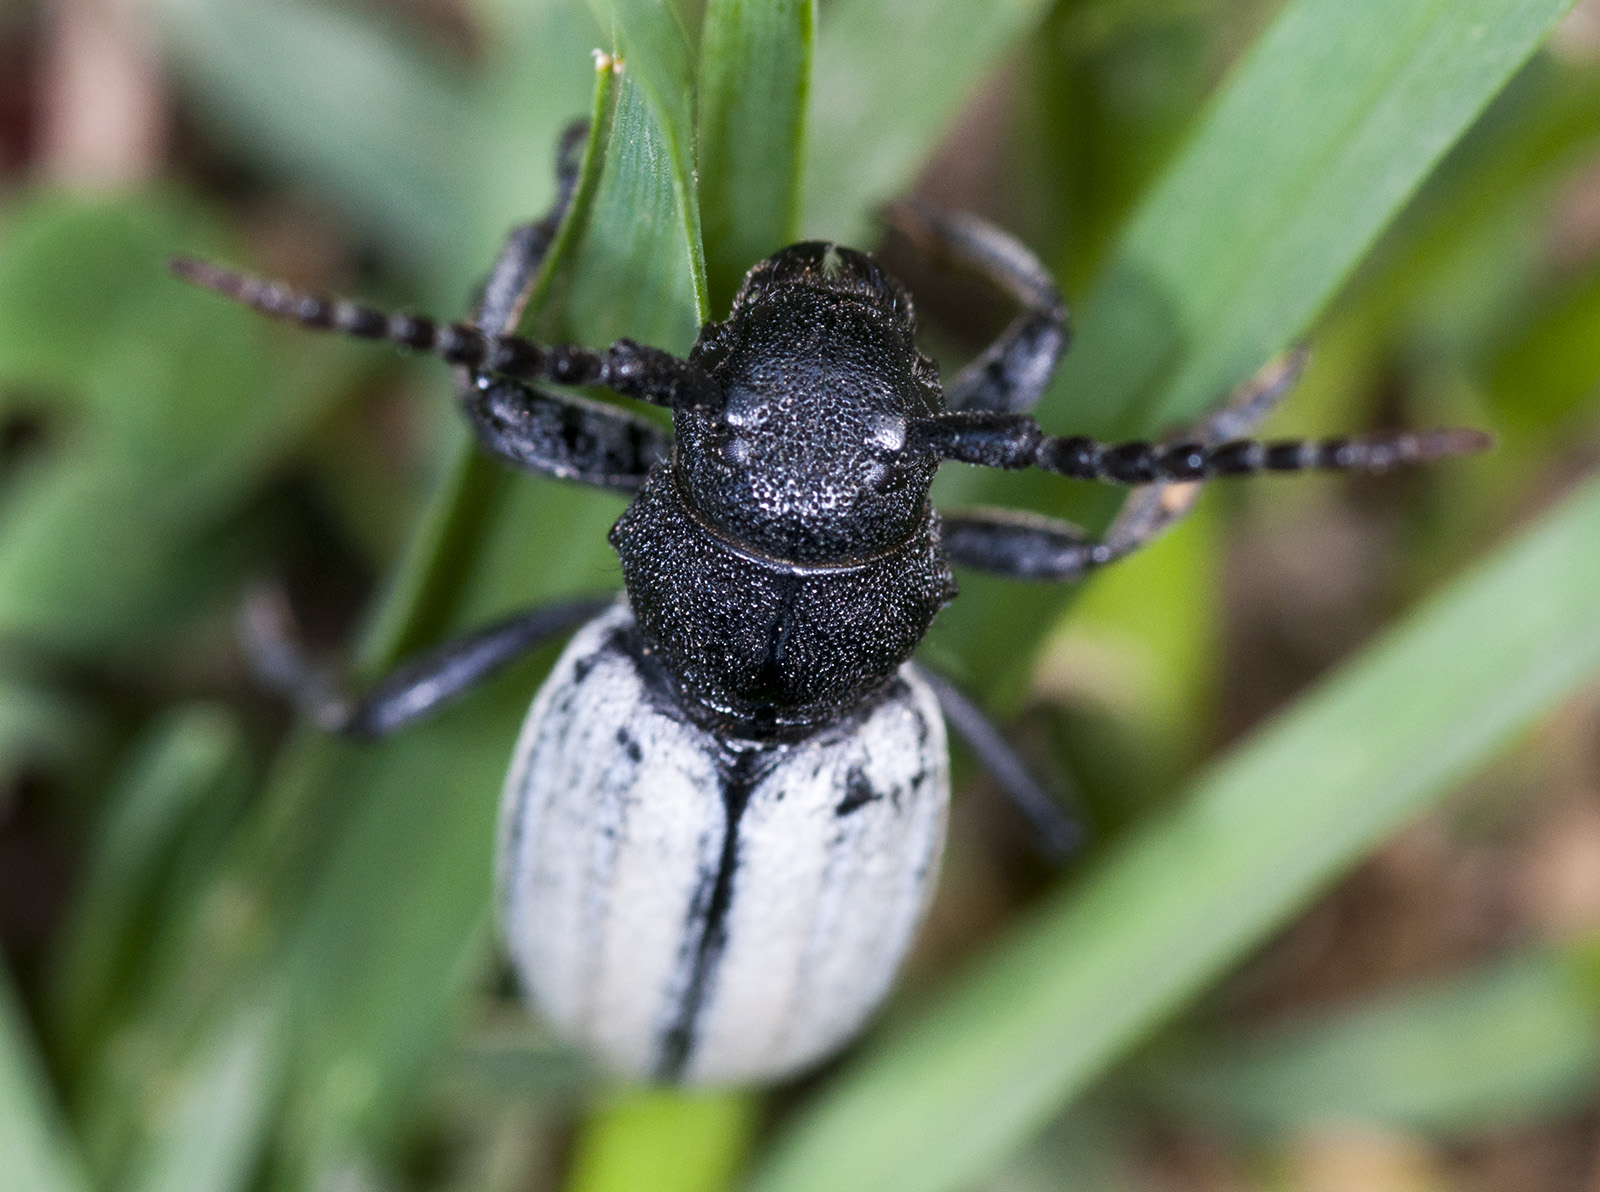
169,258,722,414
915,409,1492,482
1033,427,1494,482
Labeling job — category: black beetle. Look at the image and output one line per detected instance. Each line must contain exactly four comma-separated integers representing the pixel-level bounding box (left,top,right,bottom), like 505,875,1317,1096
173,123,1488,1084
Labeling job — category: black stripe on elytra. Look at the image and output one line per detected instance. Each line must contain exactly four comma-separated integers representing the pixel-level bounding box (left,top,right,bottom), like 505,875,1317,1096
503,640,597,907
834,766,879,817
654,746,766,1082
615,724,643,763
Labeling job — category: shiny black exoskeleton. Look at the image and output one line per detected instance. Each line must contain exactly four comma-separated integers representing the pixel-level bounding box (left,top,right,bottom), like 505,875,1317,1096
175,123,1489,849
614,243,956,739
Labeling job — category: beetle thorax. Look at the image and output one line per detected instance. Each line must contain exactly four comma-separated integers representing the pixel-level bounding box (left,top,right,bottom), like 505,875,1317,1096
607,242,959,739
677,244,943,563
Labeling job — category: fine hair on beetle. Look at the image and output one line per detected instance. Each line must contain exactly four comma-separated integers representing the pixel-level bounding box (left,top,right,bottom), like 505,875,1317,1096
176,120,1491,1086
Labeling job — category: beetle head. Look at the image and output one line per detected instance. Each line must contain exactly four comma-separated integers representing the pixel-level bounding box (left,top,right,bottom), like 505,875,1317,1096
676,243,944,564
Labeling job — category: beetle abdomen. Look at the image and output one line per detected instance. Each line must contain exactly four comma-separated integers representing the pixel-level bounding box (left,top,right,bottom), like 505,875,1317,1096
498,601,949,1085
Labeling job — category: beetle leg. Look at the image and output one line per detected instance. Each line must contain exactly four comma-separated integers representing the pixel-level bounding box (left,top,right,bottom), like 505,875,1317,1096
1087,347,1310,559
474,119,589,335
884,201,1068,415
240,589,614,738
462,377,670,493
939,507,1122,581
936,352,1321,574
455,122,673,493
917,667,1083,861
1189,344,1308,442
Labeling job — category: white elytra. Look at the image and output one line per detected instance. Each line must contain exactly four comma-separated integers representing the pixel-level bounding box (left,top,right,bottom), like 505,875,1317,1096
497,601,949,1085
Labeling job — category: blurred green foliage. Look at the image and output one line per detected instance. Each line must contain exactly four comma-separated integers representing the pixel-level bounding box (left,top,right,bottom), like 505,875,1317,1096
2,1,1600,1191
1134,943,1600,1137
0,197,350,650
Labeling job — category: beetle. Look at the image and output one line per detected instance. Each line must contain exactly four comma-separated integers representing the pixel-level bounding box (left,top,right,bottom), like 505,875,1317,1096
174,123,1489,1086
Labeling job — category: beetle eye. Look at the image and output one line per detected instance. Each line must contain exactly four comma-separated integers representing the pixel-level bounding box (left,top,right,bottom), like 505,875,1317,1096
725,437,752,465
867,414,907,455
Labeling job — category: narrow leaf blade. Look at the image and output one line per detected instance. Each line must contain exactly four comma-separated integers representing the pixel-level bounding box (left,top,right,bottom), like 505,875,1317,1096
122,1000,284,1192
939,0,1579,704
566,75,704,350
586,0,710,324
0,961,90,1192
1138,946,1600,1136
1052,0,1583,439
567,1090,758,1192
697,0,814,311
803,0,1052,242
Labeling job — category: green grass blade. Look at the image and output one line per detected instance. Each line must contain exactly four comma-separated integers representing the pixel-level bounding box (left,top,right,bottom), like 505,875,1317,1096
586,0,710,326
803,0,1053,242
51,708,245,1065
0,960,89,1192
1051,0,1581,439
1136,945,1600,1137
121,999,285,1192
566,75,706,350
213,35,721,1172
697,0,814,311
567,1090,758,1192
751,471,1600,1192
556,7,803,1184
256,71,627,1172
360,67,617,664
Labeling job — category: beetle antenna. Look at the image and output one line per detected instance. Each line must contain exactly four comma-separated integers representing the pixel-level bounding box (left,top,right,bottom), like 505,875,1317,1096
915,410,1492,482
170,257,722,414
1035,426,1493,482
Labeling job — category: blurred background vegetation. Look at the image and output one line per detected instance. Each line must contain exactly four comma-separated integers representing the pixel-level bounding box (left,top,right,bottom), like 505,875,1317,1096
4,0,1600,1190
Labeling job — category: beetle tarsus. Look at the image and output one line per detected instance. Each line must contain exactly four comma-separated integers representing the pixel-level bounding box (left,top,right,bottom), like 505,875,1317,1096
882,201,1069,415
938,509,1121,582
237,587,358,734
474,117,590,333
239,587,614,740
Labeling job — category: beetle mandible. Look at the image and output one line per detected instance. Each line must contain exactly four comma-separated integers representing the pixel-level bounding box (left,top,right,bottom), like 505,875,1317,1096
174,123,1489,1086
